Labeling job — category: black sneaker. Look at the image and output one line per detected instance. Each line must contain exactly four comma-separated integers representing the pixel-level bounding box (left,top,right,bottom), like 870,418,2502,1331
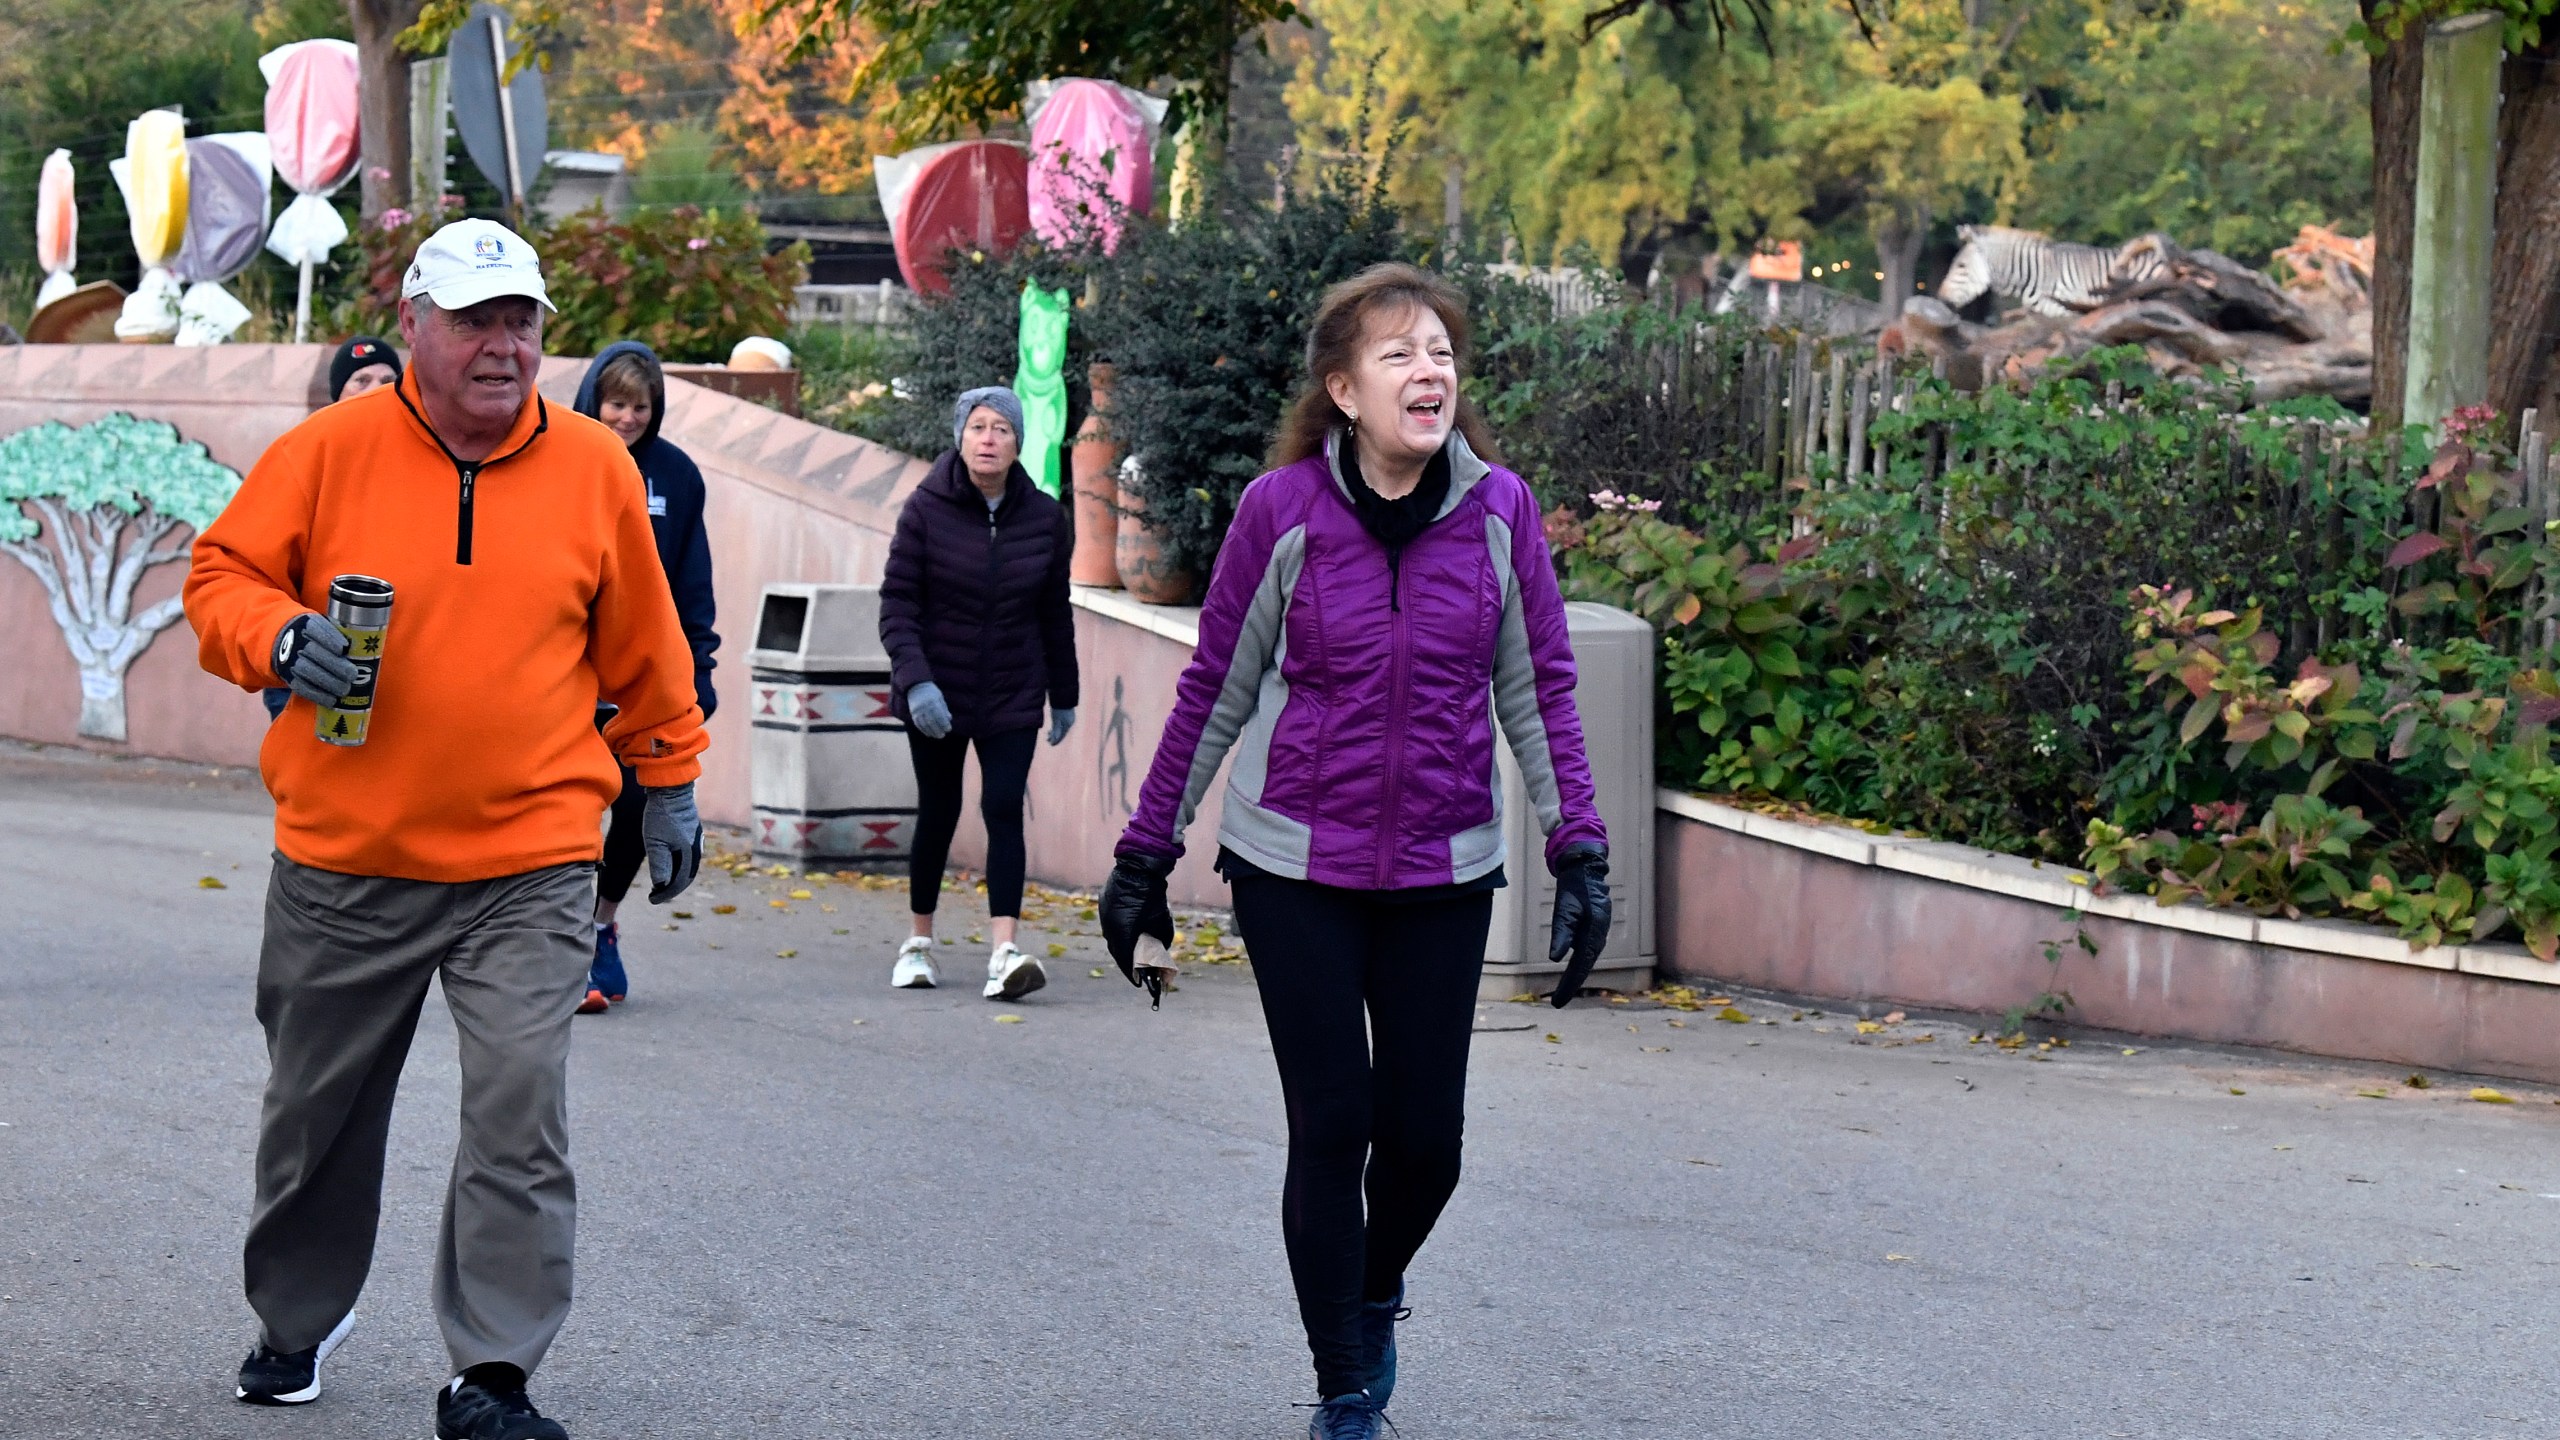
234,1311,355,1404
436,1375,570,1440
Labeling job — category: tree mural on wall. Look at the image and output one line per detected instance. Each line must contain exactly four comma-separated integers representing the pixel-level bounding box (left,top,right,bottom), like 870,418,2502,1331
0,415,241,742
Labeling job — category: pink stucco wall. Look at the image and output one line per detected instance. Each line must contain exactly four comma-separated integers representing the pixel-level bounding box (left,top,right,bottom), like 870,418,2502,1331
1657,808,2560,1085
0,344,929,827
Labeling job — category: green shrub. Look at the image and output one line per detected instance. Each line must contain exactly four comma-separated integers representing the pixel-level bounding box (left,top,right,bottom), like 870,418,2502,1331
334,198,805,363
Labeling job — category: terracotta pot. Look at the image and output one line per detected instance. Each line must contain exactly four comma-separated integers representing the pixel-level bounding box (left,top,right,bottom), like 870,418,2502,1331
1115,474,1196,605
1069,365,1122,587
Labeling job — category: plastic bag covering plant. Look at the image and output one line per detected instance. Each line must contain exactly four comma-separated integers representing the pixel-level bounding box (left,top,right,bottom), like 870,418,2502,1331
1557,502,1882,811
0,415,242,742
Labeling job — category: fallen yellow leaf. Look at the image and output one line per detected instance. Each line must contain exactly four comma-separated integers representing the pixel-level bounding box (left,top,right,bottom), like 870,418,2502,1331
673,911,694,919
1704,995,1736,1006
1048,943,1068,958
2229,1087,2247,1095
768,899,789,910
1855,1021,1884,1035
1714,1007,1751,1024
2122,1048,2139,1056
789,889,813,900
1544,1033,1562,1044
994,1014,1024,1024
1089,968,1106,979
2355,1088,2390,1099
711,904,737,915
2472,1087,2515,1104
776,949,798,958
197,876,226,889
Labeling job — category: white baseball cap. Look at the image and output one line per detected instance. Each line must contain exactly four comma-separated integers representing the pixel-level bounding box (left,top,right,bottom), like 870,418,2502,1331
400,218,555,312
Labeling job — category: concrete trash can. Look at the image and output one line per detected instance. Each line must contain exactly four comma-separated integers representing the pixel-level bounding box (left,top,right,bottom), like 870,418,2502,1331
1481,602,1656,999
747,583,916,867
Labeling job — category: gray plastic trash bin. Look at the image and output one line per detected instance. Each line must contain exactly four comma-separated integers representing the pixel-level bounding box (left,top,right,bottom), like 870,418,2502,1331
1482,602,1656,999
747,583,916,867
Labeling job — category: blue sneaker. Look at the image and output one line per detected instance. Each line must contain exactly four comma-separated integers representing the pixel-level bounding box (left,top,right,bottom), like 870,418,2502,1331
591,922,628,1003
1359,1288,1410,1405
1307,1392,1388,1440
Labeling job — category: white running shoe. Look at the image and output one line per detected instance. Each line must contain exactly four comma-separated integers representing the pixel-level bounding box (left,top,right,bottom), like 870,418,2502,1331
984,941,1047,1000
891,936,939,989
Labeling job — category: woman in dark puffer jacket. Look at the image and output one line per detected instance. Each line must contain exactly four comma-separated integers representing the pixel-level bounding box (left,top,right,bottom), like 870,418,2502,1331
877,386,1080,1001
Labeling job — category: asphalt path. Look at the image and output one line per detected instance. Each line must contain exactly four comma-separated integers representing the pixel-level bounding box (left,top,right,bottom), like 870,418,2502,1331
7,740,2560,1438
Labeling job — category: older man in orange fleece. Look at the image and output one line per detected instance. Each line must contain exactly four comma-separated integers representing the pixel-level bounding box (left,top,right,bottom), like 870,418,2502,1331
184,218,704,1440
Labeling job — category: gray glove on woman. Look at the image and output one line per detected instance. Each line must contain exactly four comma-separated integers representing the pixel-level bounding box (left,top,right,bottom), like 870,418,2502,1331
907,681,952,739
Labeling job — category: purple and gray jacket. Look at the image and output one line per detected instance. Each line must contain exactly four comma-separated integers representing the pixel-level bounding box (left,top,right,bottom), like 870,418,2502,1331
1117,429,1606,889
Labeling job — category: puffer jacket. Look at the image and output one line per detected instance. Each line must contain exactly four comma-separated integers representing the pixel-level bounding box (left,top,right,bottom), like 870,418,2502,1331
573,340,720,717
1118,428,1605,889
878,449,1079,736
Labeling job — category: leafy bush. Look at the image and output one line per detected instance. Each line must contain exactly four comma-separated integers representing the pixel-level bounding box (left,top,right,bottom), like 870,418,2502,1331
335,198,804,363
2085,433,2560,954
539,206,806,362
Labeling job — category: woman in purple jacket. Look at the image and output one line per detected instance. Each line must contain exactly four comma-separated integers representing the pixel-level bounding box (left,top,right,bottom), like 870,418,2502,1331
1100,264,1612,1440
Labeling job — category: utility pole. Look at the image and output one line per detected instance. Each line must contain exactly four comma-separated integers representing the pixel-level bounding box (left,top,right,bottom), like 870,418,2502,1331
2404,11,2502,434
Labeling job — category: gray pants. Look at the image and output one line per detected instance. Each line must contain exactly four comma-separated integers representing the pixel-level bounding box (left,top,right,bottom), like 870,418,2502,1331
244,855,593,1377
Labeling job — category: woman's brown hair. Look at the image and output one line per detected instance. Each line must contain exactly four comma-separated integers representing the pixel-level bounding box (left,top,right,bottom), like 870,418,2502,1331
1267,262,1501,470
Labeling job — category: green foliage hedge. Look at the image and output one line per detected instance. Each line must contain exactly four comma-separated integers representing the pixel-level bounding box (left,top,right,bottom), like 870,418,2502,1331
345,200,805,364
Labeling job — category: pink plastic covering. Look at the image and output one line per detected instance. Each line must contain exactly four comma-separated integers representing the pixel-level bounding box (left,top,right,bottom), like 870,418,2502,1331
1029,79,1156,252
887,141,1030,296
36,150,75,276
265,41,361,195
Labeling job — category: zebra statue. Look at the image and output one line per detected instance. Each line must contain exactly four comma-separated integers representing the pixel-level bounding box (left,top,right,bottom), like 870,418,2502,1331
1936,225,2178,318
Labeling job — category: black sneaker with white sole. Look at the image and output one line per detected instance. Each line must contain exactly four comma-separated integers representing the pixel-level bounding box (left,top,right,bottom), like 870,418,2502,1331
435,1373,570,1440
234,1310,355,1405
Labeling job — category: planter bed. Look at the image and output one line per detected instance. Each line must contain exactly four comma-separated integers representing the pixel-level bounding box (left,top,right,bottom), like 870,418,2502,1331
1656,789,2560,1085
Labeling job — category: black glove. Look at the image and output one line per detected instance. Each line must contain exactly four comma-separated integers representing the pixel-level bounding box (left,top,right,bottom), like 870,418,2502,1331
1099,851,1176,1005
272,613,359,706
1549,842,1612,1008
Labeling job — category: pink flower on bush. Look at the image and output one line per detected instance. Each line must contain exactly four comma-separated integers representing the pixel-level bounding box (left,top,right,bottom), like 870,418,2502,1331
368,165,392,182
2443,403,2502,446
377,208,413,232
1588,489,1662,515
687,236,712,251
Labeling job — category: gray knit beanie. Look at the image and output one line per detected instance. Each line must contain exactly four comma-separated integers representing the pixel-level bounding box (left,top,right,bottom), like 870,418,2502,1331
952,386,1025,449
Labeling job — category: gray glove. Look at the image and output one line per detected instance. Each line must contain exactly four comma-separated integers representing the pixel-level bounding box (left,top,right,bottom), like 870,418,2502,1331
907,681,952,739
642,781,703,904
1047,706,1076,746
272,613,359,706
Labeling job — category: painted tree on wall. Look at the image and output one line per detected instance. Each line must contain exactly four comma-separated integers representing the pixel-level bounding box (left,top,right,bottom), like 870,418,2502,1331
0,415,240,742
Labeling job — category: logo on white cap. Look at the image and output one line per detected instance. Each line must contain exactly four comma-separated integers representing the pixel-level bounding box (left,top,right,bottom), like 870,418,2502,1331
401,218,554,312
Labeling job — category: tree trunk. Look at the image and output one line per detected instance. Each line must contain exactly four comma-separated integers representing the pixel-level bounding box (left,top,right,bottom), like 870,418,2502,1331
348,0,423,221
2365,6,2424,427
1876,203,1929,323
2490,36,2560,428
76,669,127,743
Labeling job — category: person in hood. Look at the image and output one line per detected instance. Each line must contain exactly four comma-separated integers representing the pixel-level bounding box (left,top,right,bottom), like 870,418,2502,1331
876,385,1079,1001
1097,264,1611,1440
571,340,721,1013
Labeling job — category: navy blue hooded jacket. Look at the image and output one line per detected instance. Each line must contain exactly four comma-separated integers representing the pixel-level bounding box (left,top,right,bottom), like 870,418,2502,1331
574,341,720,718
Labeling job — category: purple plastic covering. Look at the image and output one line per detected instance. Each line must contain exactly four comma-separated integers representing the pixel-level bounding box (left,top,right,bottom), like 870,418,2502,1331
1028,79,1157,253
175,139,267,284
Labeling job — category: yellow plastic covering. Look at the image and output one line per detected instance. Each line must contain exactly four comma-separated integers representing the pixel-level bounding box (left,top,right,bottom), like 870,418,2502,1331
124,111,190,269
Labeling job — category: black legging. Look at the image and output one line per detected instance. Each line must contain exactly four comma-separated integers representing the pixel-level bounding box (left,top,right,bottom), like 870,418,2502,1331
907,727,1038,919
1227,871,1494,1397
598,764,646,904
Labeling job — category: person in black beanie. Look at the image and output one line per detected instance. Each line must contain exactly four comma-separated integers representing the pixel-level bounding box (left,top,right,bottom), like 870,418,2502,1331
262,338,408,721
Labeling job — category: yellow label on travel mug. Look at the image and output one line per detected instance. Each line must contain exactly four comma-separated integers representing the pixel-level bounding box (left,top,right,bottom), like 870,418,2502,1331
315,574,394,747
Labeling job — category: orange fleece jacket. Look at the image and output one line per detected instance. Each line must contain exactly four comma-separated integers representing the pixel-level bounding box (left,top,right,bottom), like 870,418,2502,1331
185,371,708,883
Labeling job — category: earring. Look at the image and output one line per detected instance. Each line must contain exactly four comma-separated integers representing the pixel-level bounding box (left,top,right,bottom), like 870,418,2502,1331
1344,409,1358,422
